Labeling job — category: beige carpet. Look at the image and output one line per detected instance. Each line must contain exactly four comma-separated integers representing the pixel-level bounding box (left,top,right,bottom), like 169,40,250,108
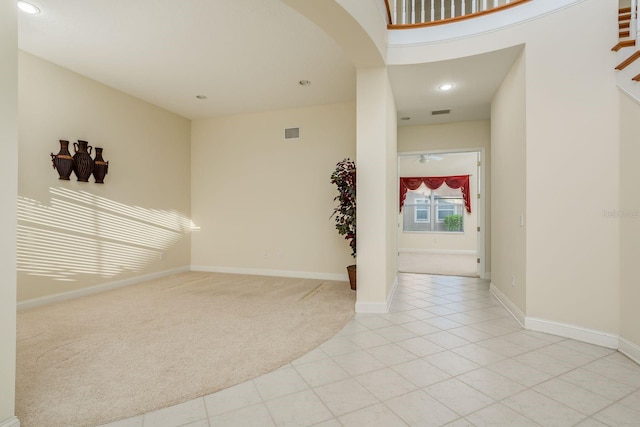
16,271,355,427
398,252,478,277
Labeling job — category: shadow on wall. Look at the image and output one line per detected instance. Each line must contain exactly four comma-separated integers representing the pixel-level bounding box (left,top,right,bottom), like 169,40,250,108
17,187,198,282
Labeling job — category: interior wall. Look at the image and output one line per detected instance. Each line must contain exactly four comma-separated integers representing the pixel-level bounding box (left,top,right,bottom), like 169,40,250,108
491,51,527,314
386,76,399,296
190,102,356,278
0,0,18,422
398,152,478,253
398,120,491,270
18,52,192,302
619,93,640,351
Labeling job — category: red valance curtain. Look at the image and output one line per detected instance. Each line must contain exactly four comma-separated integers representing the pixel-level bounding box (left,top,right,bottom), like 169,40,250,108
399,175,471,213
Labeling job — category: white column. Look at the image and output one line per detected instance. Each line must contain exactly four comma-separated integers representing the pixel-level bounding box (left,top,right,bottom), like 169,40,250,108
355,68,397,313
0,0,18,425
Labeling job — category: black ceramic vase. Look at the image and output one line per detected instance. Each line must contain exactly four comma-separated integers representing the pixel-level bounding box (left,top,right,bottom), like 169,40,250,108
51,140,74,180
72,140,94,182
92,147,109,184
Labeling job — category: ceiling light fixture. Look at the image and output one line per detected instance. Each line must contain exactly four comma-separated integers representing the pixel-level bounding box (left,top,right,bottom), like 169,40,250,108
298,80,311,86
195,95,207,100
400,117,411,121
17,1,40,14
438,83,454,91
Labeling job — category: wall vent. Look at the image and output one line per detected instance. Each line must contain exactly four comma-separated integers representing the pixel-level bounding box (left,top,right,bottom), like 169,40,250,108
284,127,300,140
431,109,451,115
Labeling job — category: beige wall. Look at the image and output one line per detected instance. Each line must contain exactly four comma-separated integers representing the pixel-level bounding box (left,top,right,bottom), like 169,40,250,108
0,0,18,422
190,102,356,277
398,152,478,253
385,76,399,296
18,52,192,302
491,51,527,314
619,93,640,349
398,120,491,271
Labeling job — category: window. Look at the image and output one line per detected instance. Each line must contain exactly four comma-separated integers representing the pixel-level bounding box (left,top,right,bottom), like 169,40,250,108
402,186,464,233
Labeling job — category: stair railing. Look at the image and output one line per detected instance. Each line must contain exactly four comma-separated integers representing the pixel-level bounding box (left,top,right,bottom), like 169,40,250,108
632,0,639,51
385,0,530,28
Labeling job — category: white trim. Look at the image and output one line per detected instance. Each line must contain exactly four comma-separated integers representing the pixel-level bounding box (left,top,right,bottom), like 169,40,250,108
355,276,399,314
399,248,477,255
0,416,20,427
17,266,191,310
489,283,525,327
191,265,348,282
618,337,640,365
526,317,619,350
481,272,492,280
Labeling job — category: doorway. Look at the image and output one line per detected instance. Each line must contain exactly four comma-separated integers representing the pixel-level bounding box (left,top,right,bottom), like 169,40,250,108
398,150,484,278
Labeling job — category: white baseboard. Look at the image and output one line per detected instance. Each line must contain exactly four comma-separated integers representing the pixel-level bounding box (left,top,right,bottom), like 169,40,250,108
489,283,525,327
0,416,20,427
17,266,191,310
481,272,492,280
525,317,619,350
191,265,348,282
399,248,477,255
618,337,640,365
355,276,399,314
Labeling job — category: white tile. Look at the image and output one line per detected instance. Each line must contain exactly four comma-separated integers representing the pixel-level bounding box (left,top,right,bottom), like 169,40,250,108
424,378,495,416
452,343,506,366
442,419,475,427
396,336,445,357
466,403,539,427
572,419,608,427
265,390,333,427
486,358,552,387
391,358,451,388
319,337,363,357
181,421,209,427
380,312,419,325
476,337,529,358
366,343,418,366
424,351,480,376
593,402,640,427
374,325,418,342
353,316,395,330
314,378,379,416
355,367,417,401
499,331,550,350
347,330,390,349
619,389,640,411
331,350,386,376
99,416,144,427
338,403,408,427
533,378,613,415
560,368,636,401
447,326,494,343
424,331,470,349
335,320,370,336
535,343,600,368
503,389,586,426
423,317,464,330
310,419,342,427
400,320,441,336
253,366,309,400
204,380,262,417
208,404,274,427
514,350,576,376
402,308,438,320
556,339,615,358
386,390,458,427
143,398,208,427
582,358,640,388
457,368,526,401
294,358,350,388
291,348,330,366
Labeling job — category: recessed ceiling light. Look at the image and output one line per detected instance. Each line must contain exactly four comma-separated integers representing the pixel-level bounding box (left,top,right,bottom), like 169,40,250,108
299,80,311,86
400,117,411,121
438,83,454,91
17,1,40,14
195,95,207,100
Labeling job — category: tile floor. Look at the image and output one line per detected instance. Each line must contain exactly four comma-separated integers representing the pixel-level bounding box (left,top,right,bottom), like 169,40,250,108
100,274,640,427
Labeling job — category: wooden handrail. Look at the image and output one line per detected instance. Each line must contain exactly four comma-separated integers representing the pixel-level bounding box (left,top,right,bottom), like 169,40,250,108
385,0,531,29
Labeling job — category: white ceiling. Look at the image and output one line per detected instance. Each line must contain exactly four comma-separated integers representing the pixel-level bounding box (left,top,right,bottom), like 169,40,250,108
18,0,521,125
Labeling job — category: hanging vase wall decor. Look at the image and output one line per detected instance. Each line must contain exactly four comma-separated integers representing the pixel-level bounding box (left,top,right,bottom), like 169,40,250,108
50,140,74,180
72,140,95,182
92,147,109,184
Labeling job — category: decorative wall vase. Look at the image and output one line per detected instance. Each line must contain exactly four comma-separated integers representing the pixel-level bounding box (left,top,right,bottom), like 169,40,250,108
50,140,74,180
92,147,109,184
72,140,94,182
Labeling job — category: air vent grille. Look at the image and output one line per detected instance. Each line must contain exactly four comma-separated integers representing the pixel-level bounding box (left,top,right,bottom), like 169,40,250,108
431,109,451,115
284,127,300,140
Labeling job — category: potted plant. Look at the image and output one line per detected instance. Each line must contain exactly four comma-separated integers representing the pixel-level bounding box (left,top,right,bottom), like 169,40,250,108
330,158,356,290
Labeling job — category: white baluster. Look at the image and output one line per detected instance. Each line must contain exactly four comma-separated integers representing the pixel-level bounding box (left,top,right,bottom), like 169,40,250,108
493,0,498,7
472,0,477,13
421,0,426,23
431,0,435,22
393,0,397,25
402,0,407,24
482,0,487,12
441,0,445,21
451,0,455,18
461,0,466,16
634,0,640,52
411,0,415,23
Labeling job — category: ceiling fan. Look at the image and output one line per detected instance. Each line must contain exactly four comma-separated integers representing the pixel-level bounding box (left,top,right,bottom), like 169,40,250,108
417,154,443,163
